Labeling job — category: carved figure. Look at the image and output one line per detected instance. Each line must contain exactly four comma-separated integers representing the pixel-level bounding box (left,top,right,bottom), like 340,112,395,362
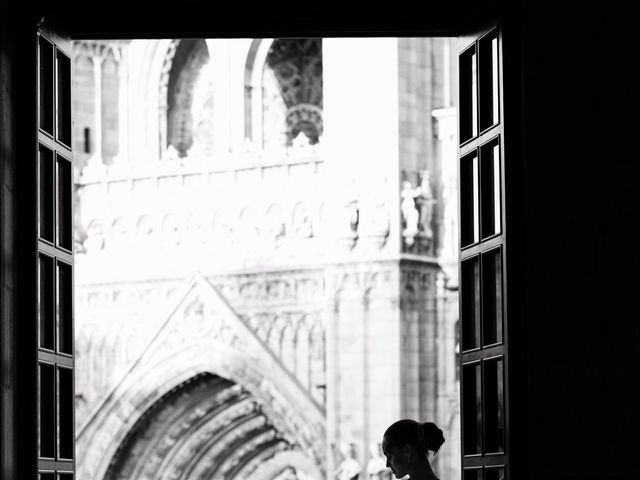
400,180,420,247
415,170,435,240
367,442,392,480
335,443,361,480
400,170,435,248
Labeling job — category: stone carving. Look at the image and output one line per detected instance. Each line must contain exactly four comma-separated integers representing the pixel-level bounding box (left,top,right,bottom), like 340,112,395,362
293,202,314,239
367,443,392,480
239,207,260,246
212,209,234,243
366,201,390,249
400,170,435,251
162,143,180,161
335,443,361,480
286,104,323,145
84,219,105,253
136,214,155,237
162,213,182,246
265,204,287,248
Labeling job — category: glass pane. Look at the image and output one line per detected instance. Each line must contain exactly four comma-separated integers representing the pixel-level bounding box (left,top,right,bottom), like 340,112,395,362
483,357,505,453
58,366,74,460
56,155,72,250
39,146,55,242
464,468,482,480
460,153,479,247
57,261,73,354
482,248,503,346
58,474,74,480
484,467,505,480
479,30,499,130
39,474,55,480
480,140,501,238
461,257,481,350
39,37,54,135
39,255,55,350
38,362,55,458
463,362,482,455
459,46,478,143
56,51,72,146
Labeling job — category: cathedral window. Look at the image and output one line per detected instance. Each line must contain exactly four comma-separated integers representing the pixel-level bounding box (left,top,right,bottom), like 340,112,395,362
262,38,323,148
165,39,213,158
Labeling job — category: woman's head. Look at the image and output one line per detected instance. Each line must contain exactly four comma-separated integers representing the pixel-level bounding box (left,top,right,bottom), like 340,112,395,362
381,420,445,478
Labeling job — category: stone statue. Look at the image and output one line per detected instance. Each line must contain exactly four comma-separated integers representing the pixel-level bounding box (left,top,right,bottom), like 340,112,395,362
415,170,435,240
335,443,361,480
400,180,420,247
368,442,392,480
400,170,435,249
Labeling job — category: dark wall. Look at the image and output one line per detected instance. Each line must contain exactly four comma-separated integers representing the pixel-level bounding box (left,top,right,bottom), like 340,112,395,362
0,2,17,478
1,1,638,479
514,2,640,479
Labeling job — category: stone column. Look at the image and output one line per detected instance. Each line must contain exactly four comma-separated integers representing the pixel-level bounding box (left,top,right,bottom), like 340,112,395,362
112,44,129,165
322,38,401,256
88,48,105,166
81,42,109,177
432,106,458,283
205,39,231,154
322,38,403,480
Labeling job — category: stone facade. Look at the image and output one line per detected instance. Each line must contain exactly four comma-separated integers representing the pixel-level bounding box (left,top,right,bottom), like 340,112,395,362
73,37,460,480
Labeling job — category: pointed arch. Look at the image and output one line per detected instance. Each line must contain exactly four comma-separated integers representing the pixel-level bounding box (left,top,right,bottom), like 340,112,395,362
76,275,326,480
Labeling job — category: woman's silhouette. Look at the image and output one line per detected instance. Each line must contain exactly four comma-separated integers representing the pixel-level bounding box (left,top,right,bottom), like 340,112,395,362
381,419,445,480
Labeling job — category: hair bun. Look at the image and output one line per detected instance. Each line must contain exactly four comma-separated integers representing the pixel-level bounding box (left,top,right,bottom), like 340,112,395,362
420,422,445,453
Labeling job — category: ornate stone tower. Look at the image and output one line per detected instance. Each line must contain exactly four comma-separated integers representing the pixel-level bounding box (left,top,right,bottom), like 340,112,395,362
72,37,460,480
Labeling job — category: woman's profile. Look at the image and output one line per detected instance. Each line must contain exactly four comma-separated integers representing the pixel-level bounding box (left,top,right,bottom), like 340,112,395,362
381,419,445,480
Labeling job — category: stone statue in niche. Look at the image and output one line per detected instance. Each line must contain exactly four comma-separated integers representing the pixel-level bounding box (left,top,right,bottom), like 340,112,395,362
336,179,360,250
335,443,361,480
265,205,286,248
293,203,314,239
415,170,435,240
400,170,435,251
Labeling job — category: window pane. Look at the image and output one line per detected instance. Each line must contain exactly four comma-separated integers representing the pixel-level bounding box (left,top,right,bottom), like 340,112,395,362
482,248,503,346
463,362,482,455
39,255,55,350
56,51,72,146
461,153,479,247
484,466,505,480
39,473,55,480
461,257,481,350
459,46,478,143
39,146,54,242
39,37,54,135
480,140,501,238
38,363,55,458
483,357,505,453
479,30,499,130
58,474,74,480
58,367,74,460
56,155,72,250
464,468,482,480
57,261,73,354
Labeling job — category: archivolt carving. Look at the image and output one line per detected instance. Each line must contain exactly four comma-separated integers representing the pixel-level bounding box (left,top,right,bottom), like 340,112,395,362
77,274,326,480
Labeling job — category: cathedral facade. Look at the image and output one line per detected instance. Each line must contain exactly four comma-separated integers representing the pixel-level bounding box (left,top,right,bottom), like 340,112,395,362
72,37,460,480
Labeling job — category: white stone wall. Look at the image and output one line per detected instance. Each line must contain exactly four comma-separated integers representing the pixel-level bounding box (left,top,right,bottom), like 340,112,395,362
73,37,460,480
